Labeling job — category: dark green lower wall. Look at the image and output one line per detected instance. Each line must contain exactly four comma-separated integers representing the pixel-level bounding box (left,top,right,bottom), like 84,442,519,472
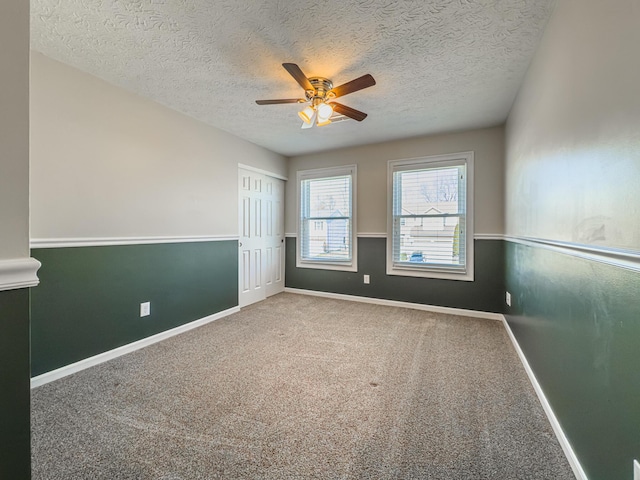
31,241,238,377
31,237,639,478
286,237,505,313
505,241,640,480
0,288,31,479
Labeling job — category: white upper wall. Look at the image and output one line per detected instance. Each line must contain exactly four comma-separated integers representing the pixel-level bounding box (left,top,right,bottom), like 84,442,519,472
30,52,287,240
0,0,30,260
286,126,504,235
505,0,640,250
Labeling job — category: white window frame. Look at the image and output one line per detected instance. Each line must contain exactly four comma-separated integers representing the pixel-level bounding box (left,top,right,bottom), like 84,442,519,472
296,165,357,272
387,152,474,281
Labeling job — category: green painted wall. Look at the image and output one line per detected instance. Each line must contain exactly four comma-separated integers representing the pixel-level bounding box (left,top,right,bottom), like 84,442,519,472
505,241,640,480
286,237,505,313
0,288,30,479
31,241,238,376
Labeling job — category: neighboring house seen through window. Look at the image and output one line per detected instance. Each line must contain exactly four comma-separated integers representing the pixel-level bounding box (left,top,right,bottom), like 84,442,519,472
387,152,474,281
297,165,357,272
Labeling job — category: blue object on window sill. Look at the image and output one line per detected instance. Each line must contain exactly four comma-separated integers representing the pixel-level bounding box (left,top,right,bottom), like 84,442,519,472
409,252,425,263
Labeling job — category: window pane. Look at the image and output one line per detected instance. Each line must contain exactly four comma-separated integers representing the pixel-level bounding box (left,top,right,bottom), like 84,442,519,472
395,167,461,215
392,164,466,269
394,215,464,266
300,174,352,263
302,218,351,261
306,176,351,218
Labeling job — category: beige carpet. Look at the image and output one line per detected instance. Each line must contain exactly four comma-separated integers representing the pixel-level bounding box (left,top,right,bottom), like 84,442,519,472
31,293,575,479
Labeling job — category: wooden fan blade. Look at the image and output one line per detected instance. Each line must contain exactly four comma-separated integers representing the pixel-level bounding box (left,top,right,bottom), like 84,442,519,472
331,102,368,122
256,99,305,105
282,63,314,91
329,74,376,98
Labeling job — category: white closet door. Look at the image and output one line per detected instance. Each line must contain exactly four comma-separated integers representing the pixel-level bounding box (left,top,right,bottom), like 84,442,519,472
238,168,285,307
264,176,285,298
238,169,266,307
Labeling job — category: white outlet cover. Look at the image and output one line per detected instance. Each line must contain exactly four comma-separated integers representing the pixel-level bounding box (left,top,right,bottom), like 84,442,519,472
364,274,370,284
505,291,512,307
634,459,640,480
140,302,151,317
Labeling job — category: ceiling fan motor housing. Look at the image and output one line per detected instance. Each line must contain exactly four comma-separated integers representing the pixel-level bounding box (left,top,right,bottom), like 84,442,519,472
306,77,335,104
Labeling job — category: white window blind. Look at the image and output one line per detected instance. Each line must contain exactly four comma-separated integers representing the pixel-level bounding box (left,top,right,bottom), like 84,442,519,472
387,153,474,281
297,166,357,271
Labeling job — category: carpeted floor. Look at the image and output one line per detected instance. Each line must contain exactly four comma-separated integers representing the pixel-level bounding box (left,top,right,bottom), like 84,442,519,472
31,293,575,479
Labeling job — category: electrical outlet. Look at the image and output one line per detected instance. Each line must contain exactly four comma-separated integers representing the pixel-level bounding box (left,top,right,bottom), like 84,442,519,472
506,291,512,307
634,459,639,480
364,274,370,284
140,302,151,317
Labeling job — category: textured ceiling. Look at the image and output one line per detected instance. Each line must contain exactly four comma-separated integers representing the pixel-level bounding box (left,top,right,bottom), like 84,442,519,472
30,0,556,157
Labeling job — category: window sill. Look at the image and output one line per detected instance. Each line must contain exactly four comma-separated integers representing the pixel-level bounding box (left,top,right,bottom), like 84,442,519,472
296,260,358,272
386,265,474,282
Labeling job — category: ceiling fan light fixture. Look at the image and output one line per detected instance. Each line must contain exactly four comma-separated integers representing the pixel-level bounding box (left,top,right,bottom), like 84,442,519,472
316,102,334,123
301,109,317,129
298,105,316,124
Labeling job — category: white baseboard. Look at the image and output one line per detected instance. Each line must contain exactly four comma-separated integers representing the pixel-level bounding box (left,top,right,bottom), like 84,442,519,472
283,287,503,321
31,306,240,388
501,316,588,480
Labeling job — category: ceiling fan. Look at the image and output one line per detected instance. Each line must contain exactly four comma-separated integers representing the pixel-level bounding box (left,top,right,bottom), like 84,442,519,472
256,63,376,129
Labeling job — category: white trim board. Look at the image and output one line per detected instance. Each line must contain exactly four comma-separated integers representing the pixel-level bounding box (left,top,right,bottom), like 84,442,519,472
287,231,639,273
285,233,505,240
357,233,387,238
284,287,503,321
31,306,240,388
505,235,640,273
0,257,41,291
474,234,505,241
501,315,587,480
237,163,288,181
31,235,238,249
